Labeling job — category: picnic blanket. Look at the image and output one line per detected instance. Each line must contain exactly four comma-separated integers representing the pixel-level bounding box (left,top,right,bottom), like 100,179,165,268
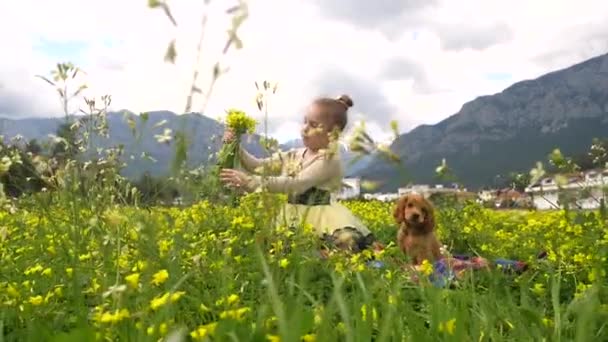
367,255,528,288
427,255,528,287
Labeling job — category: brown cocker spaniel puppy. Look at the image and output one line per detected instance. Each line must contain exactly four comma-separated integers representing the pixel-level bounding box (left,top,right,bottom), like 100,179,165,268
393,193,442,265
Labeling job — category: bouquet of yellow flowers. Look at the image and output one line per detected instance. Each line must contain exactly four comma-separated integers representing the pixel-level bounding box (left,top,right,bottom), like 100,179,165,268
217,109,257,170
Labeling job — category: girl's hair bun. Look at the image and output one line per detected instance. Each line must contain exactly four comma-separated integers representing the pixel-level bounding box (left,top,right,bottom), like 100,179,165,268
336,94,353,109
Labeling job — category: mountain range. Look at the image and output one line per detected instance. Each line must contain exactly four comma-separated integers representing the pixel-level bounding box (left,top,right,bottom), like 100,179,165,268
1,52,607,189
354,52,608,191
0,111,268,179
0,108,375,179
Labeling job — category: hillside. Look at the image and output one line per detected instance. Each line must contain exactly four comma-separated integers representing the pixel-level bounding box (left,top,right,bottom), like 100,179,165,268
2,53,607,187
0,111,370,180
0,111,378,178
0,110,268,179
353,52,608,191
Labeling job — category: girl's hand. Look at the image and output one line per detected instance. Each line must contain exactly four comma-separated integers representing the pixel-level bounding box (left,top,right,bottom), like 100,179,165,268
222,129,236,144
220,168,250,189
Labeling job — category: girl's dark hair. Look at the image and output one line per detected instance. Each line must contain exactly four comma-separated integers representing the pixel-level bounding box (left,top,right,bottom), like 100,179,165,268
313,94,353,131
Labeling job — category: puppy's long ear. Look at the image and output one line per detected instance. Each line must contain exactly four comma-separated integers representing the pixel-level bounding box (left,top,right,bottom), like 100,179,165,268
393,196,407,224
422,198,436,232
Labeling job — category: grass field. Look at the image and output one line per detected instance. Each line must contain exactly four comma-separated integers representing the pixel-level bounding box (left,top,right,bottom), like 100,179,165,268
1,193,607,341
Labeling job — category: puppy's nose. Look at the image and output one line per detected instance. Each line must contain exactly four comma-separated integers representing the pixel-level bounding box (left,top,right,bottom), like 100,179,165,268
411,213,420,221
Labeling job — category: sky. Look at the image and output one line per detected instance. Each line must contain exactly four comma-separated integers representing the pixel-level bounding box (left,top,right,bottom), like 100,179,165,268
1,0,607,143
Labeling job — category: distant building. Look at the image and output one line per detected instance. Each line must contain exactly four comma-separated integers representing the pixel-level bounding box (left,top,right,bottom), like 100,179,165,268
478,190,495,203
337,177,361,200
362,193,400,202
398,184,431,197
525,168,608,210
398,183,465,199
493,188,531,209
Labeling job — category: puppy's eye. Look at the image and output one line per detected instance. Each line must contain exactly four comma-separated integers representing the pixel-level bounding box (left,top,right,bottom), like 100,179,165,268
407,203,414,208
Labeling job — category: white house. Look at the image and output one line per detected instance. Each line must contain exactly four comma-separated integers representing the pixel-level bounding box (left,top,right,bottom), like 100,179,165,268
478,190,496,203
398,183,465,199
398,184,431,196
525,169,608,210
362,193,400,202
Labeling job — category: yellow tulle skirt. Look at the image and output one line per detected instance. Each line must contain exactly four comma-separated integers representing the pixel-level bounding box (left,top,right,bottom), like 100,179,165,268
277,201,371,237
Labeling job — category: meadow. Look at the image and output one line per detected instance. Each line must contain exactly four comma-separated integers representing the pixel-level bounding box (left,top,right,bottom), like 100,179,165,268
1,192,606,341
2,3,606,340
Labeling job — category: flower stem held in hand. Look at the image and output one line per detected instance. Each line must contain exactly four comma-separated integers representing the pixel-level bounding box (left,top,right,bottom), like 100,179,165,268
217,109,256,170
216,109,256,205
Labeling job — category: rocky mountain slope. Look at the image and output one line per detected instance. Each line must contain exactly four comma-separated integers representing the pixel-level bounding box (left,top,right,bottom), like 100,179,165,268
353,52,608,191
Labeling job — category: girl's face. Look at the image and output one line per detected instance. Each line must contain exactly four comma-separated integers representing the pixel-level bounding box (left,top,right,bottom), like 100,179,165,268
300,103,332,151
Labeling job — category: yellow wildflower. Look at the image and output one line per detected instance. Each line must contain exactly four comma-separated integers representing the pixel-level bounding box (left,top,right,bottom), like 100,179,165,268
438,318,456,335
150,293,170,311
125,273,140,289
227,294,240,305
151,269,169,286
302,334,316,342
159,322,168,335
361,304,378,322
313,306,323,325
28,295,44,306
573,253,585,264
99,309,130,324
190,322,217,340
266,334,281,342
158,239,171,255
225,109,257,135
265,316,278,329
220,307,251,321
132,260,148,272
79,253,91,261
129,229,139,241
7,284,19,298
532,283,546,296
170,291,186,302
24,264,43,275
419,259,434,276
104,208,126,226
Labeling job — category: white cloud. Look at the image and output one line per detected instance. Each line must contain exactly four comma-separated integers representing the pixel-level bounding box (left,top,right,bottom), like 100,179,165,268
0,0,607,142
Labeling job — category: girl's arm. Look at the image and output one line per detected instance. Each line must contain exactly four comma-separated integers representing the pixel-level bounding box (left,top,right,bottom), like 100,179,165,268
239,145,283,174
246,156,340,195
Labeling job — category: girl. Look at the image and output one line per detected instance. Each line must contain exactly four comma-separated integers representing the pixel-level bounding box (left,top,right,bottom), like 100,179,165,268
220,94,379,253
